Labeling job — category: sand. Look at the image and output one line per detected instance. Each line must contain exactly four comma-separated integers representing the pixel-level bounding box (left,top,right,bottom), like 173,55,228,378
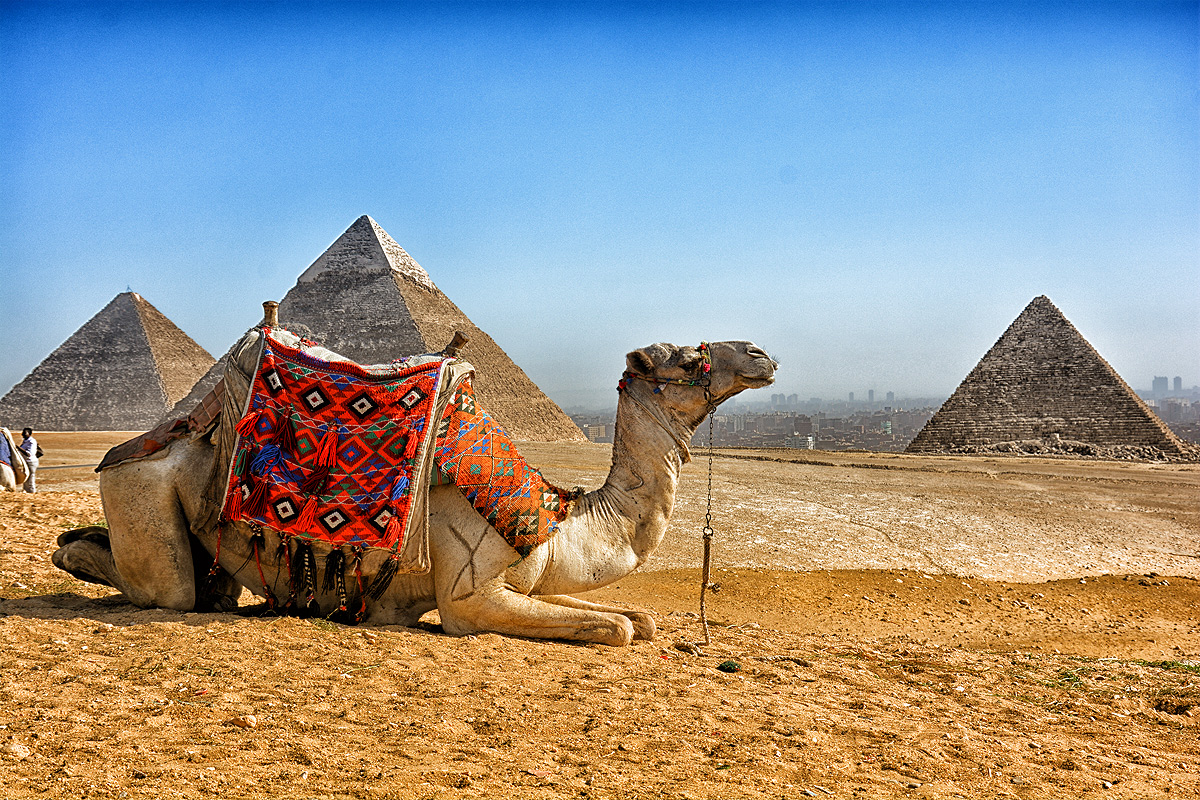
0,434,1197,799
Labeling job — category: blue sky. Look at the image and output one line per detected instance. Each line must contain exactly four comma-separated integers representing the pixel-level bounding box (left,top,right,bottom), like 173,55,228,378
2,1,1197,410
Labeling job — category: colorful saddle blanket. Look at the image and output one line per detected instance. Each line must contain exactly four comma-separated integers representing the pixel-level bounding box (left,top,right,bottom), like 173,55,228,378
220,329,573,566
433,380,577,557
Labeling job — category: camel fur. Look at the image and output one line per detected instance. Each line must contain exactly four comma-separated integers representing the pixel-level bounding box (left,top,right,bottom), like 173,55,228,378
52,333,776,645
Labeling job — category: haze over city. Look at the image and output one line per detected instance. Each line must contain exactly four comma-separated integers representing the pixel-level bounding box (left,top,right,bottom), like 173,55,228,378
3,1,1197,412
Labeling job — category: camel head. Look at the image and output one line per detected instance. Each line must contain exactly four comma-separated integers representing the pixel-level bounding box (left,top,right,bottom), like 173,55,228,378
622,340,777,429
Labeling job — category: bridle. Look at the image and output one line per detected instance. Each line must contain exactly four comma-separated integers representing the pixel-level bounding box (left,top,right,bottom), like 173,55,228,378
616,342,714,461
617,341,719,645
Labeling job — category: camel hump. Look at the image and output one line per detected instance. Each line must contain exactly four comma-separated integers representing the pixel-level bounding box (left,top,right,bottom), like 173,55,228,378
57,525,111,549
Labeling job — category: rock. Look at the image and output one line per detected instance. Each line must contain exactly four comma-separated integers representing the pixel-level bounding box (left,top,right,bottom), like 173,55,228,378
717,660,740,673
958,598,970,605
224,714,258,729
674,640,703,657
1,740,31,760
1011,776,1029,784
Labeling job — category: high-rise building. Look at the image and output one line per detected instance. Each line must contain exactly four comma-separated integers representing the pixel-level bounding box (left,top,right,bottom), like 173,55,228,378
868,389,875,403
848,392,855,403
1153,377,1169,395
886,391,895,403
1174,377,1183,393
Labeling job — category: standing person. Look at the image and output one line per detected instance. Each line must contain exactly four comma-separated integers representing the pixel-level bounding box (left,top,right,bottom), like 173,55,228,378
18,428,38,493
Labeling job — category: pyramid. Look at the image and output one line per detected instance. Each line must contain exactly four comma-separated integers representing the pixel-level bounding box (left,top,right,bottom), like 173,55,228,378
906,296,1189,457
176,216,584,442
0,292,215,431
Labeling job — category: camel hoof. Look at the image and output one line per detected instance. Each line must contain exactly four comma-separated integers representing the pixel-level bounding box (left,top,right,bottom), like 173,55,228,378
625,611,656,641
57,525,110,548
586,614,635,647
51,540,114,587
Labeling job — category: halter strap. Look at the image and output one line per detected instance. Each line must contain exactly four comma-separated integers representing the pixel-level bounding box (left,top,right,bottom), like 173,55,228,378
615,342,713,461
618,342,711,397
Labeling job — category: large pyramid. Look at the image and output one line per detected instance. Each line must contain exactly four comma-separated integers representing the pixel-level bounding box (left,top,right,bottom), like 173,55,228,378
906,296,1189,457
0,292,215,431
176,216,584,442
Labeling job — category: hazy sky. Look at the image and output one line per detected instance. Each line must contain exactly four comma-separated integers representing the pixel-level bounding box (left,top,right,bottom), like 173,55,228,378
3,1,1197,410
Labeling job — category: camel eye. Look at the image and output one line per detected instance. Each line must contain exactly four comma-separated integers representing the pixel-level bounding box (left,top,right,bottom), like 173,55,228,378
678,354,702,371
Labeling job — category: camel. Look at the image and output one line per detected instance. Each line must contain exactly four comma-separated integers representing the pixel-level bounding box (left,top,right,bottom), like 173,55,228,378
52,330,776,646
1,427,28,491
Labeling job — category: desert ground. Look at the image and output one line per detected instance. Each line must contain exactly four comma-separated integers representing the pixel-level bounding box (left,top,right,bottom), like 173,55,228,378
1,432,1197,799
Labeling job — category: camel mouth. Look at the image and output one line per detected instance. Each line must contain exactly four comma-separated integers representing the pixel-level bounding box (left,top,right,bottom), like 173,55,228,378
740,359,777,387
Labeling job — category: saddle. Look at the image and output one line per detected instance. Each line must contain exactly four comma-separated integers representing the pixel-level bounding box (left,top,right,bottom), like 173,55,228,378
101,326,577,594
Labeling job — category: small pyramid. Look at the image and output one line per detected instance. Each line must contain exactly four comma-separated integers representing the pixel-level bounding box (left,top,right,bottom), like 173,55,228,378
906,296,1189,457
177,217,584,442
0,292,215,431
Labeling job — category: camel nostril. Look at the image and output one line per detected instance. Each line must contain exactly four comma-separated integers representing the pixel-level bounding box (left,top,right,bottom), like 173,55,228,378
746,346,771,360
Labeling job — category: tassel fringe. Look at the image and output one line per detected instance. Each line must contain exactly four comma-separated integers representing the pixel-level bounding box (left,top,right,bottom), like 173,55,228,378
322,548,344,594
244,475,271,519
364,553,400,600
316,423,339,467
235,407,262,438
298,465,329,496
225,481,244,520
276,406,298,455
390,474,410,502
296,495,319,532
251,443,283,476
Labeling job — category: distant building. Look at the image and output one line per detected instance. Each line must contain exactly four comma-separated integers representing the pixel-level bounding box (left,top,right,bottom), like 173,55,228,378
848,392,854,403
886,391,895,403
1153,377,1169,395
1175,377,1183,393
868,390,875,403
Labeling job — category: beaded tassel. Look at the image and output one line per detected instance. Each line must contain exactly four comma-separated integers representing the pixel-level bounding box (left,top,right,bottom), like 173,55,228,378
365,552,400,600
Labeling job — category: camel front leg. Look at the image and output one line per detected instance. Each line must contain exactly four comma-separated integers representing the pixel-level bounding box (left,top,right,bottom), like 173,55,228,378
534,594,656,641
428,488,636,646
441,584,636,646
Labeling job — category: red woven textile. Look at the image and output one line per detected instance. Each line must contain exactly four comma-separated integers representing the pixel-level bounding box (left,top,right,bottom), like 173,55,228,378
221,331,447,550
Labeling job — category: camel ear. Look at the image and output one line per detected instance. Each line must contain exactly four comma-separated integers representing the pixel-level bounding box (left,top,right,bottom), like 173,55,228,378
625,348,655,376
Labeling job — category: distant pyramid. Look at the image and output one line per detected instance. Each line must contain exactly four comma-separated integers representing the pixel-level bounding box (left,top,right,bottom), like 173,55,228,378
0,292,215,431
177,216,584,442
906,295,1189,457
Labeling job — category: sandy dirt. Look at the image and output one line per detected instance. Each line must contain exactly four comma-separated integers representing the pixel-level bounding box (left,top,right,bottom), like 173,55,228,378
0,434,1197,799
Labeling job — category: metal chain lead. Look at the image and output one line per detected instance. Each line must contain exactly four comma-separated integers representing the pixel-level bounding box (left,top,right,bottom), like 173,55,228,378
698,408,715,645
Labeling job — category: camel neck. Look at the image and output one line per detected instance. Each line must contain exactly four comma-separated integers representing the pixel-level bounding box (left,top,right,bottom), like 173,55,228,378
594,388,691,563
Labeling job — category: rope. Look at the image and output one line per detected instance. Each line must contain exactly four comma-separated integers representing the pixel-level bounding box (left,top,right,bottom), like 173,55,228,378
698,408,715,645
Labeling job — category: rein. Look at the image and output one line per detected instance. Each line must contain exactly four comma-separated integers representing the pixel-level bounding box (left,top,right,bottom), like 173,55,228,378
617,342,718,645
